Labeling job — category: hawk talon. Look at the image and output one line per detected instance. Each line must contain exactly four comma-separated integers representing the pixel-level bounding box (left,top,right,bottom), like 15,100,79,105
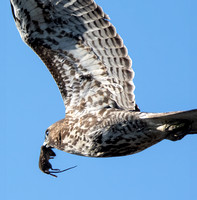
165,121,192,141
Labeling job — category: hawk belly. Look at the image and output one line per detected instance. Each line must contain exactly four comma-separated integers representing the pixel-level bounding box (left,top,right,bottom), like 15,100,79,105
44,109,167,157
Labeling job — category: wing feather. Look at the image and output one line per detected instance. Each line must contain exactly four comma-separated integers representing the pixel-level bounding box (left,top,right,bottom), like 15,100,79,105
11,0,136,113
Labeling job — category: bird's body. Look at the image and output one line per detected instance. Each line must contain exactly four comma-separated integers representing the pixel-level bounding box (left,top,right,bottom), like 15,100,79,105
45,109,150,157
45,108,197,158
10,0,197,176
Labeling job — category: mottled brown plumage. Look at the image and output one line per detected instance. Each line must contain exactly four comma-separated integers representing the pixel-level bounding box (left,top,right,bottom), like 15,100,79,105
10,0,197,177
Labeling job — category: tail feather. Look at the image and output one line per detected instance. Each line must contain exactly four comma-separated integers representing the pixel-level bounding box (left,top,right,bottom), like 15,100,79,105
145,109,197,140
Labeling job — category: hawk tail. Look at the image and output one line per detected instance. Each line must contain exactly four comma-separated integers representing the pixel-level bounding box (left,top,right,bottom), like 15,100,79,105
146,109,197,141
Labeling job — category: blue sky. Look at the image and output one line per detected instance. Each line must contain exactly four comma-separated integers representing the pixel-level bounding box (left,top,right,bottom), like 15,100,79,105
1,0,197,200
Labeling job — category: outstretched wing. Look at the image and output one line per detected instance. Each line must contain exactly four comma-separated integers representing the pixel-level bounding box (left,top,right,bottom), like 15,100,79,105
11,0,136,113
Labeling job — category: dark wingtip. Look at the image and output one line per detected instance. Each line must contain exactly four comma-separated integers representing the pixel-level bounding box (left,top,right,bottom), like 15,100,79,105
10,2,16,21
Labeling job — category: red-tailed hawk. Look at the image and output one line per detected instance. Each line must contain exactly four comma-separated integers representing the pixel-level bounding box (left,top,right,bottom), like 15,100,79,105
10,0,197,177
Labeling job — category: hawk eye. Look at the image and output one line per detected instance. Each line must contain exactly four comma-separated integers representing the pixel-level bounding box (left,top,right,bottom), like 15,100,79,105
45,129,49,136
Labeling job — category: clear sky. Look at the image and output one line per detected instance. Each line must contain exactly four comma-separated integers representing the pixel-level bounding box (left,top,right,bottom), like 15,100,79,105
1,0,197,200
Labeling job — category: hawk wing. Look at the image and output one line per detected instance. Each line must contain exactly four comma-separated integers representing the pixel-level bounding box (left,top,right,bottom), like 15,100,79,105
11,0,136,113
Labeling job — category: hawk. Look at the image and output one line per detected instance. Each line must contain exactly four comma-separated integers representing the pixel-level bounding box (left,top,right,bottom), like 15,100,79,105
10,0,197,177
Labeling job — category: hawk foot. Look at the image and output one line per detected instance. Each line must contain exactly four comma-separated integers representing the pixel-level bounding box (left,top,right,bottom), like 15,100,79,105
165,122,191,141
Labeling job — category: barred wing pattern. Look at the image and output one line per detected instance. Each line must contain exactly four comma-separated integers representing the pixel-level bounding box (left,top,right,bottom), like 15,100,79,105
11,0,135,113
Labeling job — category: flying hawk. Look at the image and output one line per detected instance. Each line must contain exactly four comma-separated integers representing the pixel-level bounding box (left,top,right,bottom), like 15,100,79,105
10,0,197,177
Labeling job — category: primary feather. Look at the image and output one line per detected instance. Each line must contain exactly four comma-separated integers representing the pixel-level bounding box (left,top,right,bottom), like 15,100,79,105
11,0,135,114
